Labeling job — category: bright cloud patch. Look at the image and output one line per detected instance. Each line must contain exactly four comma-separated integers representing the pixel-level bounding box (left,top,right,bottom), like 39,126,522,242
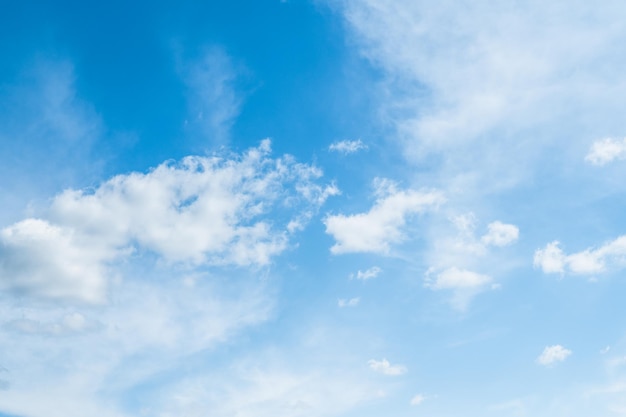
537,345,572,365
367,358,407,376
585,137,626,166
481,221,519,247
328,139,367,154
0,141,334,303
0,219,111,303
534,237,626,276
324,179,444,254
350,266,382,280
425,267,492,290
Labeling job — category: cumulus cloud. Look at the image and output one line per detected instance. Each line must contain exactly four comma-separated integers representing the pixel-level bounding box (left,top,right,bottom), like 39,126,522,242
367,358,407,376
586,137,626,166
338,297,360,307
537,345,572,365
0,219,112,303
481,221,519,247
350,266,382,280
534,236,626,276
0,141,334,303
328,139,367,154
324,179,444,254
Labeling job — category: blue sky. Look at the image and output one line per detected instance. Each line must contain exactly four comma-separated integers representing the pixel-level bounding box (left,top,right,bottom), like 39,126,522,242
2,1,626,416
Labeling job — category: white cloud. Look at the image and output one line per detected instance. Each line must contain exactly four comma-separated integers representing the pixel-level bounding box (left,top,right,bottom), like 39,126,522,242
410,394,426,405
0,141,333,303
367,358,407,376
535,236,626,276
537,345,572,365
324,179,444,254
328,139,368,154
586,137,626,166
481,221,519,247
425,267,492,290
350,266,382,280
338,297,360,307
0,219,112,303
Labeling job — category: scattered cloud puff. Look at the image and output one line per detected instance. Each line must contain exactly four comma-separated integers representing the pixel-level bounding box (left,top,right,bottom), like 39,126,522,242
537,345,572,366
586,137,626,166
324,178,444,254
338,297,360,307
534,236,626,276
328,139,368,154
425,267,492,290
481,221,520,247
410,394,426,406
367,358,407,376
350,266,382,280
0,141,335,303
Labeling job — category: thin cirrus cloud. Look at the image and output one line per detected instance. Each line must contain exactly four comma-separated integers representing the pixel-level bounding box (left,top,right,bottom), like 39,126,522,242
537,345,572,366
534,236,626,276
368,358,407,376
0,140,336,303
338,297,360,307
324,178,444,254
350,266,382,280
328,139,368,154
585,137,626,166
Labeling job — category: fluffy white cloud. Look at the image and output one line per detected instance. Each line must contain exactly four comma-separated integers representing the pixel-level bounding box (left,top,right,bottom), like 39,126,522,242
338,297,360,307
0,141,334,303
481,221,519,247
324,179,444,254
537,345,572,365
0,219,112,303
328,139,367,154
367,358,407,376
534,236,626,276
586,137,626,166
350,266,382,280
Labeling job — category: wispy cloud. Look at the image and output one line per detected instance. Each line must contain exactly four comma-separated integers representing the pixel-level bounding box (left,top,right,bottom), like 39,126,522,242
324,178,444,254
338,297,360,307
350,266,382,280
368,358,407,376
328,139,367,154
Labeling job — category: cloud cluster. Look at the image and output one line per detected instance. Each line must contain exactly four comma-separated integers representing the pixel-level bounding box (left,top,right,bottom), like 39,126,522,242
367,358,407,376
424,214,519,309
534,236,626,276
324,179,444,254
0,141,335,303
585,137,626,166
537,345,572,365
